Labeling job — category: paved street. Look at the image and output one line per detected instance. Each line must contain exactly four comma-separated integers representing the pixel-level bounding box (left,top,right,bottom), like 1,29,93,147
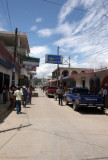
0,88,108,160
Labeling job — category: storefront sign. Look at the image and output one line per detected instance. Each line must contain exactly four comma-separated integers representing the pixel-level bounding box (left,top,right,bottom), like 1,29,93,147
0,52,12,68
25,65,36,71
63,70,94,80
23,56,40,66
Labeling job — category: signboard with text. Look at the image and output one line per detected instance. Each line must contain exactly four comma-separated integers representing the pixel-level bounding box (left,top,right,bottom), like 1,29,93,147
23,56,40,66
45,54,63,64
25,65,36,71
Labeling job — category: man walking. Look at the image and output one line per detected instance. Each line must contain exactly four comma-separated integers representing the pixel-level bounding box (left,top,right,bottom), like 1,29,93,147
14,86,23,114
57,85,64,106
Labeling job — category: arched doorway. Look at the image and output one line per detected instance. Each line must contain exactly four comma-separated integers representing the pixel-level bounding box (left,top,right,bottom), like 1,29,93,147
101,76,108,91
95,78,100,94
71,71,78,75
62,70,69,77
89,79,95,94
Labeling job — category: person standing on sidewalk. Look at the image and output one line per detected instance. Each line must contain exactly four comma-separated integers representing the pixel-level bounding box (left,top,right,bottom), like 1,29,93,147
22,86,28,107
103,87,107,108
28,87,32,104
9,86,16,109
57,85,64,106
14,86,23,114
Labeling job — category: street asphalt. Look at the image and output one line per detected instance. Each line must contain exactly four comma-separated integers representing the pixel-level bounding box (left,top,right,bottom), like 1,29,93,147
0,89,108,160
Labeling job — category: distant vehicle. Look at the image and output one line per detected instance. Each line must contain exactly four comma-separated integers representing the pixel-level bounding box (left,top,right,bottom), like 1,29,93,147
46,86,57,97
64,87,104,111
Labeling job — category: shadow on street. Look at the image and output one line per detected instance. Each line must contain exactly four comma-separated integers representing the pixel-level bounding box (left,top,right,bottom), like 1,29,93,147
66,104,105,115
0,109,12,124
78,107,105,115
0,124,32,133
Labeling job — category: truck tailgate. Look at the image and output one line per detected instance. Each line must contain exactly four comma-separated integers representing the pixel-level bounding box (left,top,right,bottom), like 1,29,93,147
80,95,103,104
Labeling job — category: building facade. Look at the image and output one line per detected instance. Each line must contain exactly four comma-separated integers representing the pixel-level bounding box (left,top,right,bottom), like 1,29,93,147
0,31,30,103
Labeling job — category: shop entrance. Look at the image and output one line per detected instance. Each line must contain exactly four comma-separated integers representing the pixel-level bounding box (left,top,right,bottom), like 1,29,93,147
0,72,3,93
4,74,10,89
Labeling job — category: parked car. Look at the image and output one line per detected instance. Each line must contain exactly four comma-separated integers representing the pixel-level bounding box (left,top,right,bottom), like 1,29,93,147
46,86,57,97
64,87,104,111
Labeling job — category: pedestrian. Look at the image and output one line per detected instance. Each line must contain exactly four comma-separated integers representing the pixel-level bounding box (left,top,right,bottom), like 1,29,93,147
28,87,32,104
57,85,64,106
14,86,23,114
22,85,28,107
43,86,45,92
9,86,15,109
102,87,107,108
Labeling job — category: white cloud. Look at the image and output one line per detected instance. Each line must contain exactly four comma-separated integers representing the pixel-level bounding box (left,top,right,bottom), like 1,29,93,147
37,28,54,37
52,0,108,69
30,0,108,77
30,46,51,58
30,25,37,31
35,17,42,23
36,63,56,78
0,27,5,31
55,22,73,36
58,0,80,24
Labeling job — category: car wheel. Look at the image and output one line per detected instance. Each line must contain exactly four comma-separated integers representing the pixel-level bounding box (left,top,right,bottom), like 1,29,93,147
73,102,79,111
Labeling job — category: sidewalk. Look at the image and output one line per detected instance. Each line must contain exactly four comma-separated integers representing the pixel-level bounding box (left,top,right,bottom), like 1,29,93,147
0,102,10,118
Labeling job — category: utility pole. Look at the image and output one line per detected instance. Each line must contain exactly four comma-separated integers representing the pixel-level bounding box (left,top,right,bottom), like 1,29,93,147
68,56,70,76
12,28,18,86
57,46,59,87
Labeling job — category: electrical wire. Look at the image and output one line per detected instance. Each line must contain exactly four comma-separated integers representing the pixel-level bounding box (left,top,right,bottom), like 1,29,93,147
5,0,13,31
70,47,108,64
42,0,108,17
28,25,108,47
42,0,89,12
0,0,12,31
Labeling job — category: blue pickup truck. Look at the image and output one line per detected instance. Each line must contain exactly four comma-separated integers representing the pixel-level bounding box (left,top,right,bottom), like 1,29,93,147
64,87,104,111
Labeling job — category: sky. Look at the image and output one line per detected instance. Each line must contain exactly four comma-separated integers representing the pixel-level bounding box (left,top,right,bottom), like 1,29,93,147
0,0,108,78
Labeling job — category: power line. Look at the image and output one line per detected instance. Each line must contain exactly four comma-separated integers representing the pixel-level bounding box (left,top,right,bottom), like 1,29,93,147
42,0,89,12
43,0,108,18
56,27,108,46
29,26,108,47
27,18,108,46
5,0,13,31
0,0,12,31
70,47,108,64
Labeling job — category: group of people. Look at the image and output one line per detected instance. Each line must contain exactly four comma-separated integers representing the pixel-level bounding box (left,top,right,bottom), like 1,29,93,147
9,85,33,114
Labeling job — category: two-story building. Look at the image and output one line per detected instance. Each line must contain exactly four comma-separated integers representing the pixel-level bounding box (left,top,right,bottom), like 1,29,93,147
0,31,30,103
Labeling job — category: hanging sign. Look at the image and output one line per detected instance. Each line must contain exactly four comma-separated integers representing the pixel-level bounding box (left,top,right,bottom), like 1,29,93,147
23,56,40,66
